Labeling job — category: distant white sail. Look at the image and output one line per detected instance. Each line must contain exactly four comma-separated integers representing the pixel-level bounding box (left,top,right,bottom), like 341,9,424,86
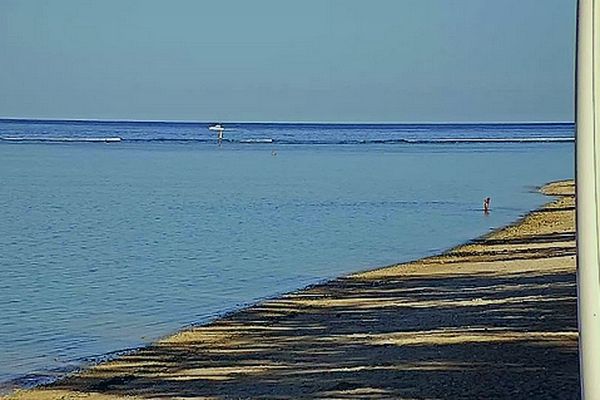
208,124,224,132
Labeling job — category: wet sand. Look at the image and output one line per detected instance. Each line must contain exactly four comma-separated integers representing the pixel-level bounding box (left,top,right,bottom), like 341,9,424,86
5,180,579,399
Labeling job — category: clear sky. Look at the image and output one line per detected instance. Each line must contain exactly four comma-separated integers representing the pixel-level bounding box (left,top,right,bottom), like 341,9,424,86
0,0,576,122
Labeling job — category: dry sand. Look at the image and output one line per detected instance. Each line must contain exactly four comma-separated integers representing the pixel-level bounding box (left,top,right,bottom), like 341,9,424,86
4,180,578,399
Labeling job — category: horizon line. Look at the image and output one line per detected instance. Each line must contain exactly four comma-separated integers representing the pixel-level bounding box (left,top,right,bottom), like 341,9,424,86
0,116,575,125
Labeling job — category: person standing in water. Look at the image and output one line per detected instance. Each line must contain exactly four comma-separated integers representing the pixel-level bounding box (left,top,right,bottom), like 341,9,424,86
483,197,491,214
209,123,224,146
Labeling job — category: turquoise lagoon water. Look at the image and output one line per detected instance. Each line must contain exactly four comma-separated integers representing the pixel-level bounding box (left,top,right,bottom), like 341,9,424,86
0,121,574,389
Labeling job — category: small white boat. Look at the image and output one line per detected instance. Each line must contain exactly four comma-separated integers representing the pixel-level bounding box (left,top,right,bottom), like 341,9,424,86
208,124,224,132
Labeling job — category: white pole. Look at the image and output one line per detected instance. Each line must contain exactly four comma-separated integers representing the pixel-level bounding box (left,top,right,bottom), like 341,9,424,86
577,0,600,398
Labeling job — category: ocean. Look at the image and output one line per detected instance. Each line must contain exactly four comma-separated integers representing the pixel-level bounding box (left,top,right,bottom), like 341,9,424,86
0,119,574,390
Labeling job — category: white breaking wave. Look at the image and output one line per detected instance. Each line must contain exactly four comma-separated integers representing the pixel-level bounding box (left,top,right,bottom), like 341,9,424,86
239,138,273,143
414,137,574,143
0,137,122,143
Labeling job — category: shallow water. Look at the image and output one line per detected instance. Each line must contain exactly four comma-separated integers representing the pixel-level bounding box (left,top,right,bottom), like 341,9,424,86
0,121,573,389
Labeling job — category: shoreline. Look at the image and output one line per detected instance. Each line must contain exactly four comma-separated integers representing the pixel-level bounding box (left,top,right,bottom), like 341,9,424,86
4,180,578,399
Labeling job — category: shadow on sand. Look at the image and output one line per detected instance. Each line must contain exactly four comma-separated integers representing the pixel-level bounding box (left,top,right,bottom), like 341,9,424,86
47,264,578,399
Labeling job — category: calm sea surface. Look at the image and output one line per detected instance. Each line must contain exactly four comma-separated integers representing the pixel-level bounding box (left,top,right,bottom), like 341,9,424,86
0,120,574,390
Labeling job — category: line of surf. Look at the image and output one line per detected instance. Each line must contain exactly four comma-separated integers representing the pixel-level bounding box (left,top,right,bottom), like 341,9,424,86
0,136,574,144
0,137,122,143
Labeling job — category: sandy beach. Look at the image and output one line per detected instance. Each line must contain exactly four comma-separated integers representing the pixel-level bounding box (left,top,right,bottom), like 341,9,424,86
4,180,578,400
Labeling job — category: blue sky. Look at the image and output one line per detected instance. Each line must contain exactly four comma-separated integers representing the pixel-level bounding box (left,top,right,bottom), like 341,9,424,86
0,0,576,122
